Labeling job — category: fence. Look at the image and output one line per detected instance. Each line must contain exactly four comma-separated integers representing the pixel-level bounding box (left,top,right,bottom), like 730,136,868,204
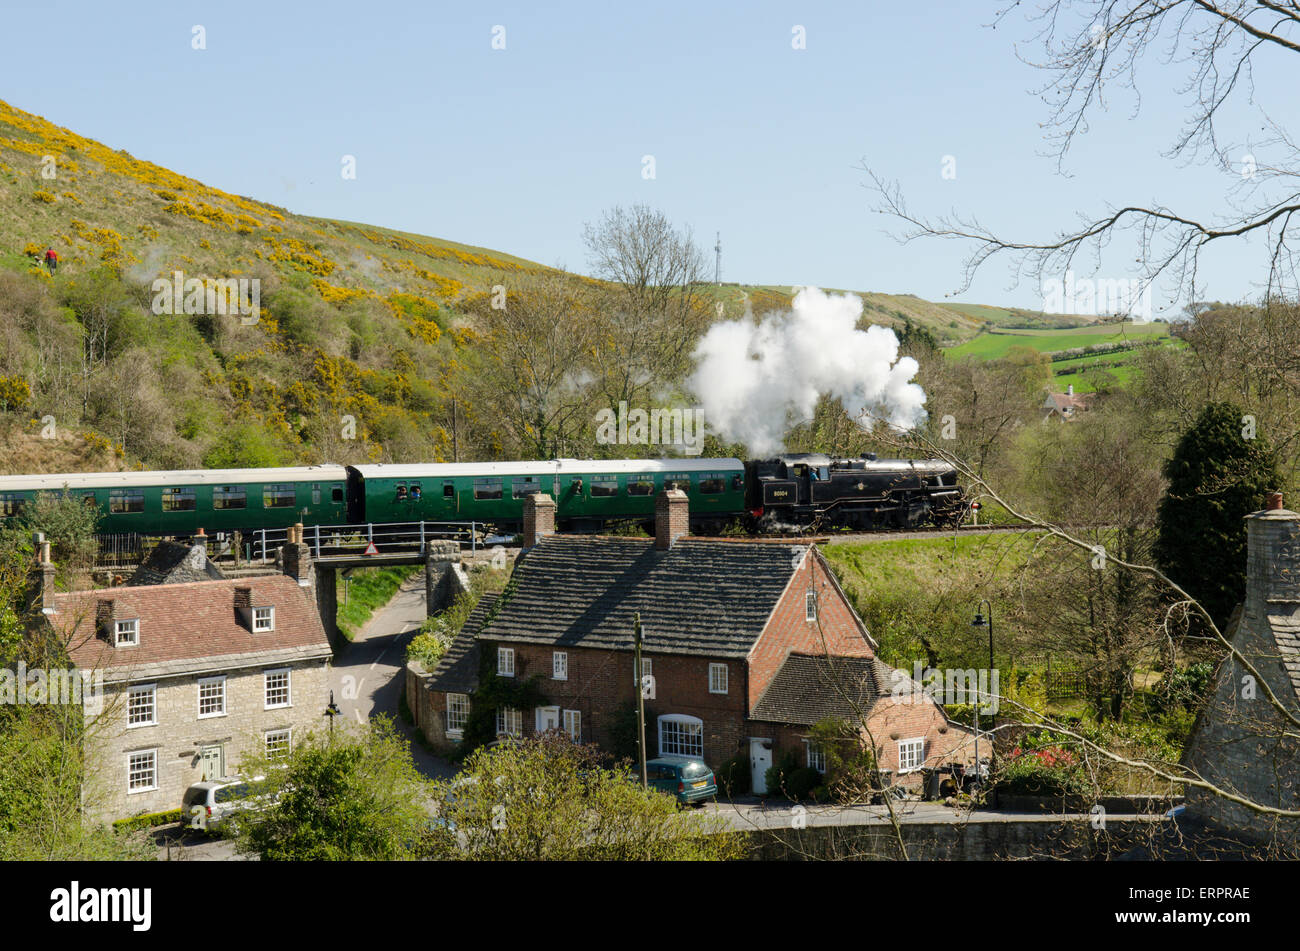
1018,653,1088,700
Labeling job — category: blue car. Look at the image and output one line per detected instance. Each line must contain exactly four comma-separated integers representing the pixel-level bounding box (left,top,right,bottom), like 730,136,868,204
637,758,717,806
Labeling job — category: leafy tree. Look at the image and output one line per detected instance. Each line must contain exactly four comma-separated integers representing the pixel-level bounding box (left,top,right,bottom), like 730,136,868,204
427,734,740,860
202,421,292,469
5,490,101,572
1154,402,1278,629
230,718,434,860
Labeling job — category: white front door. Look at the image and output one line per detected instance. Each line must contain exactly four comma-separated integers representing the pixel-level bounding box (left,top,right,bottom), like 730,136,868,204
535,706,560,733
750,738,772,795
199,744,224,781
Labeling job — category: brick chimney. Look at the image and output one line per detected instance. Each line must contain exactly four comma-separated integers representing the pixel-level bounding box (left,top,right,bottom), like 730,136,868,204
522,493,555,549
25,535,57,617
655,489,689,550
1244,492,1300,624
282,523,314,590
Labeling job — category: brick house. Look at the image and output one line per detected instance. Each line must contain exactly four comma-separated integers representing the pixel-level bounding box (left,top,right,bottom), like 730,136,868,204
37,533,333,821
414,490,978,792
1182,493,1300,847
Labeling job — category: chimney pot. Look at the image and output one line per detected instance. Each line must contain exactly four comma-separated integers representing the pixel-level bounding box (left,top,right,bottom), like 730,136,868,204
1267,492,1284,510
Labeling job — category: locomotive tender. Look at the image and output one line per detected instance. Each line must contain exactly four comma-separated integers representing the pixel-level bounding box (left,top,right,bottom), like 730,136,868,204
0,454,963,538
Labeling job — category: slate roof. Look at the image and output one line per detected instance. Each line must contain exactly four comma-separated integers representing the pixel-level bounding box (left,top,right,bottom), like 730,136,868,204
750,654,904,725
426,592,499,694
56,576,332,675
127,541,225,587
1266,614,1300,704
476,536,811,657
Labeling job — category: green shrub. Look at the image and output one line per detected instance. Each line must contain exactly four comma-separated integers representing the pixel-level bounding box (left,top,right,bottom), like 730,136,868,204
112,808,182,833
784,766,822,801
763,750,798,799
715,753,750,798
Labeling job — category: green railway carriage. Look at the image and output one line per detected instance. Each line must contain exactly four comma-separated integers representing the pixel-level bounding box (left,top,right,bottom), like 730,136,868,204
349,458,747,530
0,466,349,536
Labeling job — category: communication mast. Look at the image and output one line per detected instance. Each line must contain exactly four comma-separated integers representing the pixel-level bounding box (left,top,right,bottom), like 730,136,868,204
714,232,721,285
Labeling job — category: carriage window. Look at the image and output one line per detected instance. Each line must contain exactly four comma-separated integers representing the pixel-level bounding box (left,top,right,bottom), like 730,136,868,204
109,489,144,514
698,477,725,494
263,484,297,508
512,477,541,499
331,485,344,503
0,493,26,517
213,486,246,510
473,478,503,501
663,475,690,492
443,482,455,499
161,487,196,512
410,483,422,502
311,484,321,505
395,482,408,501
626,476,655,496
590,478,619,498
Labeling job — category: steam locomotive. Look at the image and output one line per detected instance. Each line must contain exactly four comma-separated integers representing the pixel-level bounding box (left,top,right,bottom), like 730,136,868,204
745,453,965,531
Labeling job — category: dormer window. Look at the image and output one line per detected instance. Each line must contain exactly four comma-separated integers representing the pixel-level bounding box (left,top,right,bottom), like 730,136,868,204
114,618,139,647
252,606,275,633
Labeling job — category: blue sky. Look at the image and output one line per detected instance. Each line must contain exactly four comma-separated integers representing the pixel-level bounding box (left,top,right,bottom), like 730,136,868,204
3,0,1294,314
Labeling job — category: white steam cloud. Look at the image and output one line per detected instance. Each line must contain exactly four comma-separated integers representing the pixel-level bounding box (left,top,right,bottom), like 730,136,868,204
687,286,927,456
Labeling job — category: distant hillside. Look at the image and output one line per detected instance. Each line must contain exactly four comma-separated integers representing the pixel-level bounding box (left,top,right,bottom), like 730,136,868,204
0,97,1074,474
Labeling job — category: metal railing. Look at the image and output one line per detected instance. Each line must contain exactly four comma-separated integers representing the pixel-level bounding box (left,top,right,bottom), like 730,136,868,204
95,520,487,568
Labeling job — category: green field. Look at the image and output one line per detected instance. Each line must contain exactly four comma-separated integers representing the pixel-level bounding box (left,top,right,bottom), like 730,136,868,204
947,322,1172,361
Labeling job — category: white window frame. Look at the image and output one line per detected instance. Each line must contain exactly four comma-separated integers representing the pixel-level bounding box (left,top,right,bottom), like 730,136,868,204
562,708,582,742
496,707,522,737
252,606,275,633
446,693,470,736
804,739,827,773
708,663,728,694
657,714,705,760
497,647,515,677
114,618,139,648
197,675,227,719
552,651,568,681
805,591,818,622
264,668,292,709
898,737,926,773
126,683,156,728
126,749,158,793
265,728,292,758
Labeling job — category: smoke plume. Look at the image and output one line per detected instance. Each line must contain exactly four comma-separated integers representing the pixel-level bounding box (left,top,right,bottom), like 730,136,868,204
687,286,926,456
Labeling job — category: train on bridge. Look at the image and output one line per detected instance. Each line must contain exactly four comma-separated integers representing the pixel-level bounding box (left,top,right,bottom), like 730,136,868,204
0,454,965,540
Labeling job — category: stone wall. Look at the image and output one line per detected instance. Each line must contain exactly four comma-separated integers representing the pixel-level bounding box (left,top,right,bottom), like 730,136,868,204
425,542,469,617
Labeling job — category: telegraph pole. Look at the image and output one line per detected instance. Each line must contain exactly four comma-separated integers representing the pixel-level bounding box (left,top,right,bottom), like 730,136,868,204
714,232,721,285
634,612,647,789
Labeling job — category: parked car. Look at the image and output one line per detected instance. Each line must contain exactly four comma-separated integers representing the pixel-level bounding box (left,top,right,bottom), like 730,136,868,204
181,777,271,834
638,757,717,806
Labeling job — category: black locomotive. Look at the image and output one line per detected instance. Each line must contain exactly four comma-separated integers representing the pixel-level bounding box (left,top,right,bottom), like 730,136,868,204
744,453,965,531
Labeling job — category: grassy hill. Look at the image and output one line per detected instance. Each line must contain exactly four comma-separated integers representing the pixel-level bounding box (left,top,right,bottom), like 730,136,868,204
0,96,1108,474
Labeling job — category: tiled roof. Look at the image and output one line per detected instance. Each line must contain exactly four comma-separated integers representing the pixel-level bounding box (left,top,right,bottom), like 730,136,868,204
426,592,499,694
1266,615,1300,704
127,541,225,586
750,653,895,725
57,576,331,673
477,536,808,657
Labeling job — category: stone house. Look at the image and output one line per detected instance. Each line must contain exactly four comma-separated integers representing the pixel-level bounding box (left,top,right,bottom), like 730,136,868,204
1182,493,1300,847
37,532,333,821
1041,385,1092,422
411,490,979,793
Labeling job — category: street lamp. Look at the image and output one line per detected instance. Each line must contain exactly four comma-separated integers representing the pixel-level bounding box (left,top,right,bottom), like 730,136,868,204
325,690,341,735
971,599,996,787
